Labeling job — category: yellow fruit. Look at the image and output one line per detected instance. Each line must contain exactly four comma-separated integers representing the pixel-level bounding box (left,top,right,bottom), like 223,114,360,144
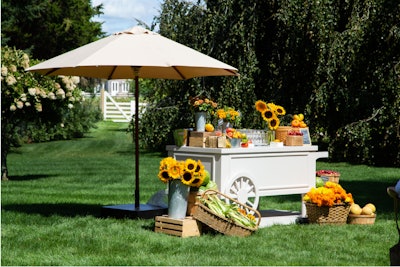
299,122,307,128
205,123,214,132
364,203,376,213
350,204,362,215
298,113,304,121
361,206,373,215
293,114,300,121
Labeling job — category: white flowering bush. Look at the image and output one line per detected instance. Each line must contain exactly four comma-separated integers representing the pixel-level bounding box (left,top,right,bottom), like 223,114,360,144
1,46,101,180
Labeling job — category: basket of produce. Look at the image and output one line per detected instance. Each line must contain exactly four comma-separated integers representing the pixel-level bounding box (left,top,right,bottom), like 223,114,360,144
348,203,377,225
316,170,340,184
275,126,293,145
193,189,261,237
285,130,303,146
303,181,353,225
305,202,351,225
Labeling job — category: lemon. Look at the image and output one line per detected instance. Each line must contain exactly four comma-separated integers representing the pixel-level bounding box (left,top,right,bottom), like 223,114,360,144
361,206,373,215
364,203,376,213
205,123,214,132
350,204,362,215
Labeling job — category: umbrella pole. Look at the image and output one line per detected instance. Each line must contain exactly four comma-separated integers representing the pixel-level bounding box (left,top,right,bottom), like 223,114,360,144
134,72,140,208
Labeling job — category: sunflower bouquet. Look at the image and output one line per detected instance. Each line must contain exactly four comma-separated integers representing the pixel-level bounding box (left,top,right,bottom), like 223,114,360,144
158,157,206,188
303,181,354,207
254,100,286,130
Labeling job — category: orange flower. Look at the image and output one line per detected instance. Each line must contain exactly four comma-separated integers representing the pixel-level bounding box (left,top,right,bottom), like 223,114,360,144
303,182,353,207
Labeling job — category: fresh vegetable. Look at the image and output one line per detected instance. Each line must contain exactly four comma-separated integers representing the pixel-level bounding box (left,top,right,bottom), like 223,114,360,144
199,180,218,192
199,193,257,228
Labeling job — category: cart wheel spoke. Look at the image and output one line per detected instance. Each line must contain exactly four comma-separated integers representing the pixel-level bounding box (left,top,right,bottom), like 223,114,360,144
225,175,259,210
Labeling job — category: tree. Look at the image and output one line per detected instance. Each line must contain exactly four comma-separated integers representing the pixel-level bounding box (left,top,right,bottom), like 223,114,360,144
139,0,399,166
1,0,104,60
1,46,101,180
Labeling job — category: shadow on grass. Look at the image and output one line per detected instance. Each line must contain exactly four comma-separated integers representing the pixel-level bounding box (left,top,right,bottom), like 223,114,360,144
7,174,55,181
341,180,395,214
2,203,102,217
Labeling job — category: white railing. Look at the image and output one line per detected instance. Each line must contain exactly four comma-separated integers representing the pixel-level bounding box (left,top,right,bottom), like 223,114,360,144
100,89,146,122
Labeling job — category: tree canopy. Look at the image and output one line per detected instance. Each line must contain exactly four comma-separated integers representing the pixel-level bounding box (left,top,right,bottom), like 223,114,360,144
138,0,399,166
1,0,104,60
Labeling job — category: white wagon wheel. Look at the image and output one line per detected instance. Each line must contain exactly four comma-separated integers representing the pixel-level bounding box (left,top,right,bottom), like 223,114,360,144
225,175,259,210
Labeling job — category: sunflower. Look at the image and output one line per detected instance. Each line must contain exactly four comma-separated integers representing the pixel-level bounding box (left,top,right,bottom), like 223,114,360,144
181,171,194,185
255,100,286,130
167,161,183,179
159,157,176,171
194,160,205,173
255,100,268,112
274,105,286,116
184,158,197,173
158,157,208,188
261,109,274,121
190,171,205,187
158,169,170,183
268,117,280,130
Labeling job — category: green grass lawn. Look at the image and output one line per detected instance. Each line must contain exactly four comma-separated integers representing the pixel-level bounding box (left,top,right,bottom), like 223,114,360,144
2,121,400,266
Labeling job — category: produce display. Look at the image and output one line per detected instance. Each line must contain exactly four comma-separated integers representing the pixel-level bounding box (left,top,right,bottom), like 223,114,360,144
350,203,376,216
316,170,340,177
291,113,307,128
198,192,257,229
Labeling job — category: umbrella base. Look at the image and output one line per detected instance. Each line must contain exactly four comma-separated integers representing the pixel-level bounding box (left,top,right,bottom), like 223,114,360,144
101,203,167,219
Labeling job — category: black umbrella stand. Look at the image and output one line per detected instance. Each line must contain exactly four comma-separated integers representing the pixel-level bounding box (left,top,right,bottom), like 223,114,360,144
101,68,167,219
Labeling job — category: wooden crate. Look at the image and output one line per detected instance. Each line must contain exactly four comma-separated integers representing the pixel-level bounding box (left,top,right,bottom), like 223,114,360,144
188,131,215,147
155,215,202,237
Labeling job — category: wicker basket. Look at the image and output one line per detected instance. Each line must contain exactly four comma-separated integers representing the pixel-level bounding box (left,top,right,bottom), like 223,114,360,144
320,173,340,184
316,170,340,184
193,189,261,237
275,126,300,145
305,202,350,225
347,214,376,225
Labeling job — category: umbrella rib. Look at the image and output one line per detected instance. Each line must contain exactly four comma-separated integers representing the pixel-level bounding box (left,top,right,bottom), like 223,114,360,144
172,66,186,79
44,68,60,76
108,66,118,80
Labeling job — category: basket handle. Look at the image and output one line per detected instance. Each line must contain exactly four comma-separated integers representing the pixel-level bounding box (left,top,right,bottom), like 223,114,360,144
200,189,262,227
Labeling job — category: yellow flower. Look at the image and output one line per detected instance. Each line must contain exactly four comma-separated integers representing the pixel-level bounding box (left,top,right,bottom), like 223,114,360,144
158,170,170,183
275,105,286,116
181,171,194,185
167,161,183,179
304,182,353,207
255,100,286,130
184,158,197,173
255,100,268,112
158,157,206,188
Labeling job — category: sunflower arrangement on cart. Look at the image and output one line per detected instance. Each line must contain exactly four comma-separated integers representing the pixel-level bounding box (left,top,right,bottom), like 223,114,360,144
255,100,286,130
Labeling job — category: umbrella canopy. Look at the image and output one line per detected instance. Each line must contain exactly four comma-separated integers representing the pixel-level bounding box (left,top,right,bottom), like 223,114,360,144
27,26,238,79
27,26,239,214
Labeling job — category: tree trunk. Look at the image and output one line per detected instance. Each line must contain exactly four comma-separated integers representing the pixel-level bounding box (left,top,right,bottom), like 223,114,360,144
1,143,9,181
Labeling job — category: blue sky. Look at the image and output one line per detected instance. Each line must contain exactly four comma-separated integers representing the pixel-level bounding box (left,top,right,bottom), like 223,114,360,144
91,0,162,35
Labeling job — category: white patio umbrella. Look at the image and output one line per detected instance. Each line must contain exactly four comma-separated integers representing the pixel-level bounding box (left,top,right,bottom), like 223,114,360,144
27,26,239,218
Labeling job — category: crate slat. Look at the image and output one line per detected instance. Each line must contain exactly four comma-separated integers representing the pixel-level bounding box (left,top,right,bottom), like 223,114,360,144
155,215,202,237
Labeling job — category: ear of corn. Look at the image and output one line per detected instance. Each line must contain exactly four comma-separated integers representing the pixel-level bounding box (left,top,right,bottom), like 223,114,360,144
199,194,257,228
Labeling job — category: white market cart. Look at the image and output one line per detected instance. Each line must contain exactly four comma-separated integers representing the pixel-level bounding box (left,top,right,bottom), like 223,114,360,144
166,145,328,217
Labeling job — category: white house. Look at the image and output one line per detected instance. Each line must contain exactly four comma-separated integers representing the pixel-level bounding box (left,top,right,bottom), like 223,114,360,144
94,79,131,96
